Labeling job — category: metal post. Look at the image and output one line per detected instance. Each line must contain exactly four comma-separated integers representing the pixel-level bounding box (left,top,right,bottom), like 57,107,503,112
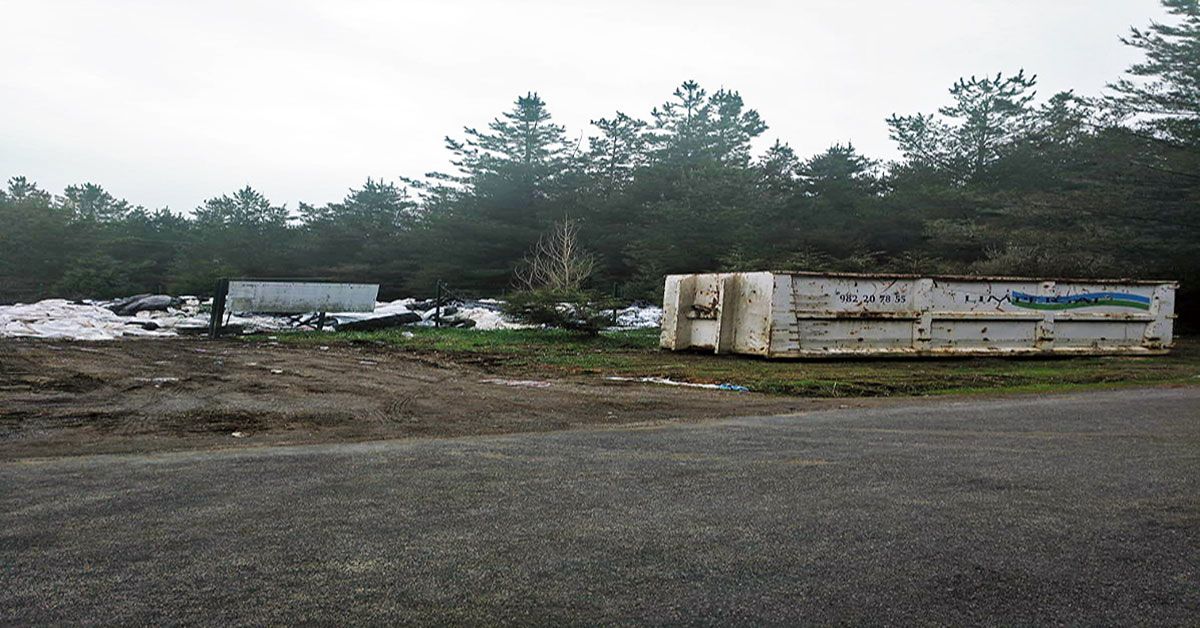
612,282,620,325
316,312,326,331
208,278,229,339
434,281,443,328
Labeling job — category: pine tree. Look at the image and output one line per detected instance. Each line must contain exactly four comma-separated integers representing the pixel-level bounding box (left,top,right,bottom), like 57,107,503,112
1108,0,1200,146
800,143,879,198
586,112,648,193
888,71,1038,184
0,178,73,300
298,179,418,286
193,186,289,229
407,93,581,291
441,92,574,192
59,183,133,222
708,88,767,166
648,80,711,164
174,187,293,292
648,81,766,166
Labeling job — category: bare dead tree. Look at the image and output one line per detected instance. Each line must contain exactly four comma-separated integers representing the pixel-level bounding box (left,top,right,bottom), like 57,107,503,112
515,219,597,291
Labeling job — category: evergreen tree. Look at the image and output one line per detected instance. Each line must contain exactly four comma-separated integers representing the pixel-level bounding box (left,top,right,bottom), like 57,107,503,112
756,140,801,196
800,143,880,199
708,88,768,166
1107,0,1200,146
408,93,580,291
172,187,293,293
648,81,766,166
440,92,575,191
586,112,648,193
648,80,712,164
888,71,1038,185
59,183,133,223
298,179,418,288
0,177,72,301
193,186,289,228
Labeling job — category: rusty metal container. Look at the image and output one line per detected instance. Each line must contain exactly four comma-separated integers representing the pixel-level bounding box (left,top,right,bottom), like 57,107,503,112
660,271,1176,357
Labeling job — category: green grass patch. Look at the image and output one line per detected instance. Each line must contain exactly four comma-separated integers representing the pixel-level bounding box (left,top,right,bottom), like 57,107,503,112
262,327,1200,398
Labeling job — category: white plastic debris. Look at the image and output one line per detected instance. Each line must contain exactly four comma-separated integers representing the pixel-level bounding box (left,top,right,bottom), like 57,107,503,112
329,298,418,325
605,376,749,392
458,306,530,330
613,304,663,329
480,378,553,388
130,376,180,389
0,295,664,340
0,300,176,340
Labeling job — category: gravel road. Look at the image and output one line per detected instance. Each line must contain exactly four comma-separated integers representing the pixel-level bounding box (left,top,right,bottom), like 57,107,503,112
3,387,1197,624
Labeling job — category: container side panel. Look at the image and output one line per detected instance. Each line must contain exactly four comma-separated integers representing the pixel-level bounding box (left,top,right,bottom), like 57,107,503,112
730,272,774,355
929,321,1038,349
685,275,722,350
687,320,720,349
1054,321,1146,348
931,280,1159,315
659,275,684,350
791,276,919,314
795,320,914,350
1148,284,1176,348
770,275,799,356
670,272,1175,358
714,275,737,354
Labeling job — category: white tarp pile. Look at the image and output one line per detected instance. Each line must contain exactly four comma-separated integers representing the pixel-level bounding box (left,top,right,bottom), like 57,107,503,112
0,297,293,340
329,298,529,331
0,294,664,340
613,303,664,329
0,300,180,340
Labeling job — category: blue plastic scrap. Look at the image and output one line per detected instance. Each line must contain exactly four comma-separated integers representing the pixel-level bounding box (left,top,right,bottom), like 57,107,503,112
717,383,750,392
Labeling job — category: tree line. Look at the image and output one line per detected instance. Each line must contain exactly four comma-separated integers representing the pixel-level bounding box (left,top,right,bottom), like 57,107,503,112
2,0,1197,323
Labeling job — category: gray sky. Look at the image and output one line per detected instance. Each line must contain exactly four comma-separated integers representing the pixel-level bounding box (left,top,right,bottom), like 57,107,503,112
1,0,1162,213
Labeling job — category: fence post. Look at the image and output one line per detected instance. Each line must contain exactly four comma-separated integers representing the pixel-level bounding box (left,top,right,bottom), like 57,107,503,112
612,282,620,325
434,280,443,328
208,278,229,339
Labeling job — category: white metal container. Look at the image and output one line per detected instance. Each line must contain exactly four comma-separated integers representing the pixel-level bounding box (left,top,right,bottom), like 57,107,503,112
226,281,378,313
661,271,1176,357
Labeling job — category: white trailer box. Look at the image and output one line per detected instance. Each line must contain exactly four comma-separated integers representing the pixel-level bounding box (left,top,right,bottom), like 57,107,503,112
661,271,1176,358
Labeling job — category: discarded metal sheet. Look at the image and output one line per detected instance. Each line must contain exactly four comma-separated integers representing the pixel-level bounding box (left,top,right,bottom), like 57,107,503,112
661,271,1177,358
225,281,379,313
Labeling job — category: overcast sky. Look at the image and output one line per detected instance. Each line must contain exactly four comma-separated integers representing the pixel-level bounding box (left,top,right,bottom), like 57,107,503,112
0,0,1163,213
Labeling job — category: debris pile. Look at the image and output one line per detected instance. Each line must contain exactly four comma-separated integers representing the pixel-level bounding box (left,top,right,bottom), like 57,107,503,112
328,298,526,331
613,302,664,329
0,294,663,340
107,294,177,317
0,300,177,340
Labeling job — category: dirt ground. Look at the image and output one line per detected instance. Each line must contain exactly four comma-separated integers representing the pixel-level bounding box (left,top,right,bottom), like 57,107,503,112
0,338,861,459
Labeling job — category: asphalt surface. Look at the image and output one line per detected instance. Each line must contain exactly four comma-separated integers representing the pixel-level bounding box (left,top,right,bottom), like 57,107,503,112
3,387,1198,625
